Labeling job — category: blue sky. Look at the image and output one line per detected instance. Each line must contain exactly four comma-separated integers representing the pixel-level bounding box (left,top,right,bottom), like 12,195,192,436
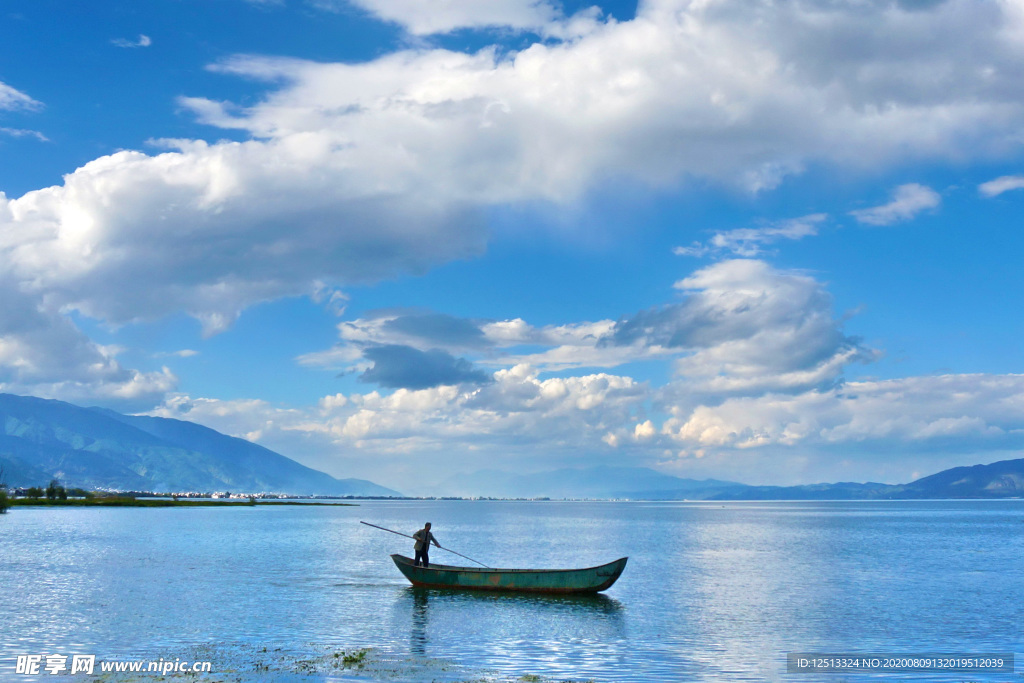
2,0,1023,493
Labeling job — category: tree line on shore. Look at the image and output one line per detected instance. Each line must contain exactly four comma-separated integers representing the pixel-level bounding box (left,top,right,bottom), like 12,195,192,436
0,470,97,513
0,475,336,509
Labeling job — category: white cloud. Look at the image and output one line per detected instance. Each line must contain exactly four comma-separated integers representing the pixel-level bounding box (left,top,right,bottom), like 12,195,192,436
634,419,656,440
0,81,41,112
979,174,1024,197
151,364,649,483
111,34,152,48
4,0,1024,411
475,319,649,373
0,143,487,335
149,369,1024,489
300,260,875,404
192,0,1024,204
709,214,824,256
1,0,1023,339
333,0,601,37
0,278,176,409
154,349,199,358
0,127,48,142
675,213,825,258
661,374,1024,453
672,242,712,258
300,310,628,375
849,183,941,225
616,259,877,396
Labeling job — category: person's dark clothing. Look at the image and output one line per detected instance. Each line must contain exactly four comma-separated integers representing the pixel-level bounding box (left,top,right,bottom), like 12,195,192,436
413,527,439,567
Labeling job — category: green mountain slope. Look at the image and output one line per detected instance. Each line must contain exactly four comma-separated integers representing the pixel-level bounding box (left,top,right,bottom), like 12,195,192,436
0,394,400,496
894,458,1024,498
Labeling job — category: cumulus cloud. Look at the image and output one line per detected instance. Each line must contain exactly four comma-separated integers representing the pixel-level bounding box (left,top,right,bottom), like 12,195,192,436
0,278,176,409
148,368,1024,489
111,34,152,48
979,174,1024,197
660,374,1024,453
303,260,874,403
359,344,492,389
0,143,487,335
610,260,875,395
849,183,941,225
151,364,649,481
342,311,490,351
299,310,496,376
300,308,626,372
675,213,826,258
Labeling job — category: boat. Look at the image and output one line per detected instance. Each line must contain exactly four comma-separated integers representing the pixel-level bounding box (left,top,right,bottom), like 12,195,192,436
390,554,627,593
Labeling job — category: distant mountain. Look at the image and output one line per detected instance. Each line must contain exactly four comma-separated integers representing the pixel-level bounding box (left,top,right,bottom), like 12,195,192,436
436,458,1024,500
706,481,896,500
892,457,1024,498
699,458,1024,500
436,466,744,499
0,393,400,496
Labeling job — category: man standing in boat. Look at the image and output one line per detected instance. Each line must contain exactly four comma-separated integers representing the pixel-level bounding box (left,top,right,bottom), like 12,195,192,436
412,522,440,567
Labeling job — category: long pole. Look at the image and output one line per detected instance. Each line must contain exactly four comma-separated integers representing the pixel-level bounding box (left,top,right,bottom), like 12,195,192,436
360,520,491,568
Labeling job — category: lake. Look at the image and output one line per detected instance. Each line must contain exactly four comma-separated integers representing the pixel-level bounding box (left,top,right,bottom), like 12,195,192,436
2,500,1022,681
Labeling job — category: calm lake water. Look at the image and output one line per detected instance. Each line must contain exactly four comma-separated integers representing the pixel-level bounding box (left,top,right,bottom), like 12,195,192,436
2,500,1022,682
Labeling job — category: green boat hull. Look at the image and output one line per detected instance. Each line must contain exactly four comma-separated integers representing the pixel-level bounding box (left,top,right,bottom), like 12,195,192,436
390,554,627,593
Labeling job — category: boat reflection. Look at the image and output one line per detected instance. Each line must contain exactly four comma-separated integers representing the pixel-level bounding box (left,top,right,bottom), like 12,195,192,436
402,585,624,611
396,585,627,657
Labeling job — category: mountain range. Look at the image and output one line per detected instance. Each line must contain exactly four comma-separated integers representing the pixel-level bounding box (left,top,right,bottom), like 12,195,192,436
432,461,1024,500
0,393,399,496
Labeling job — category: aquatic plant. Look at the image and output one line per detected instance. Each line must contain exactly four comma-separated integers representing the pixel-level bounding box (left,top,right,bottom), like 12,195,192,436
341,649,369,667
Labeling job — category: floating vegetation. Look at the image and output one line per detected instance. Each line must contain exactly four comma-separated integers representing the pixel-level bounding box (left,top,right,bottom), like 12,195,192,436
341,649,370,667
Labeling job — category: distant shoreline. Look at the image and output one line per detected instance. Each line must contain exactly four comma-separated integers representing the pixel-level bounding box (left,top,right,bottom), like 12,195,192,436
8,497,1023,509
8,498,357,508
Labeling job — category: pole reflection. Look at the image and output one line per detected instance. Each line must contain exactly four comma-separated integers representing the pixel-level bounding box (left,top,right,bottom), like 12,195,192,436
411,588,429,656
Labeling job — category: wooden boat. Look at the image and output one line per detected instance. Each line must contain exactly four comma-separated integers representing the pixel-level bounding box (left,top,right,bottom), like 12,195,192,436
390,554,627,593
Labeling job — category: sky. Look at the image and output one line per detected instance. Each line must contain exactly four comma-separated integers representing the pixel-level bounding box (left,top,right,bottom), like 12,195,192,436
1,0,1023,493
